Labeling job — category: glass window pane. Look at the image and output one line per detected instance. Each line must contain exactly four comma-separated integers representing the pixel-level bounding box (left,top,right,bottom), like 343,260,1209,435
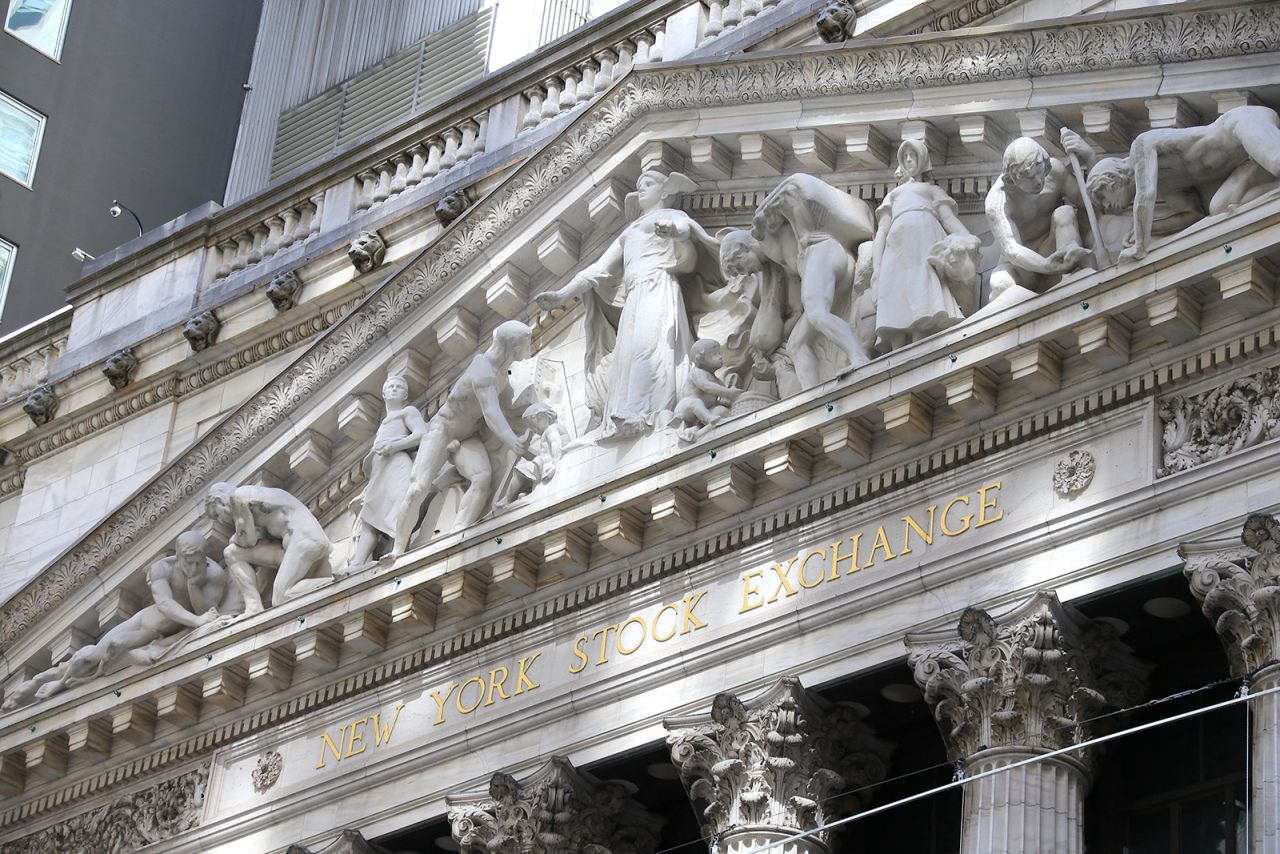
0,91,44,186
0,239,14,322
5,0,71,60
1179,793,1229,854
1125,809,1171,854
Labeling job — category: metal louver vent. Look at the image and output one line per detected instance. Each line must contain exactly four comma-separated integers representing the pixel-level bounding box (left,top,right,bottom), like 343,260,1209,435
267,8,494,183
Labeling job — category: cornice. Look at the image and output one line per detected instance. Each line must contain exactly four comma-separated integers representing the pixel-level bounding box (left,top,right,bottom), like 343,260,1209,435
1,0,1276,658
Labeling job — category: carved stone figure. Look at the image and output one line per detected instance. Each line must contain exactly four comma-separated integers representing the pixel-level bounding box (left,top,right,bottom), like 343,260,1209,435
435,189,471,226
533,171,735,442
718,227,801,407
815,0,857,42
984,130,1095,305
1086,156,1204,261
1087,105,1280,262
348,230,386,274
347,375,428,568
1,532,240,709
391,321,534,554
871,140,975,350
204,483,334,616
752,173,875,387
672,338,742,442
665,677,891,852
22,383,57,426
494,402,570,510
183,309,221,352
266,269,304,312
447,755,663,854
101,348,140,390
0,765,208,853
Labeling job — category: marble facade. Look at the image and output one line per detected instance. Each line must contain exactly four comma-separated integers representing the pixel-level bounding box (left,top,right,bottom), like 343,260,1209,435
1,0,1280,852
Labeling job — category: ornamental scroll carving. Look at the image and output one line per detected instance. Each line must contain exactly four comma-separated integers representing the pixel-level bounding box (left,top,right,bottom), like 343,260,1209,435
1158,367,1280,478
1180,514,1280,679
446,755,663,854
0,764,207,854
663,677,891,845
906,591,1148,763
3,0,1277,651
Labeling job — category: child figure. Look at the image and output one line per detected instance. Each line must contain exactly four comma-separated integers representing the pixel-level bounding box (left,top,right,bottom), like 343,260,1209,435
673,339,743,442
495,403,570,510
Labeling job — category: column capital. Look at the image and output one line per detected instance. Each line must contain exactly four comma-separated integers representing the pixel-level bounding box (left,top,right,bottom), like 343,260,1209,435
663,676,891,848
447,755,662,853
1181,513,1280,680
906,591,1148,763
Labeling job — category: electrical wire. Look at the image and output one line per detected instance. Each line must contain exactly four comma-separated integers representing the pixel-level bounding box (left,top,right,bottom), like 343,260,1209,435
646,676,1278,854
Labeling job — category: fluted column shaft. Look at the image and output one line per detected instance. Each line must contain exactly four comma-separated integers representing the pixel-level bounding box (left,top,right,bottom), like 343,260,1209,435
961,748,1089,854
1254,664,1280,854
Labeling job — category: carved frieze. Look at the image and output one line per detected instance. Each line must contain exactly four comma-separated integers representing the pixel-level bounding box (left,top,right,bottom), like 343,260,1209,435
664,677,891,845
906,591,1149,762
1158,367,1280,477
2,0,1276,652
1181,514,1280,679
446,755,663,853
0,764,207,854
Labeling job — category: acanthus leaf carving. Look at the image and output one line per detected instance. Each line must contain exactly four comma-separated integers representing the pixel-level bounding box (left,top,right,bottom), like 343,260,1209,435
906,591,1149,763
445,755,663,854
1158,367,1280,477
1181,514,1280,679
663,677,891,844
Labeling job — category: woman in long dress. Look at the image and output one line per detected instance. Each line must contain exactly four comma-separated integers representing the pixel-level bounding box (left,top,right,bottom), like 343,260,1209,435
348,374,427,567
534,171,731,441
871,139,972,352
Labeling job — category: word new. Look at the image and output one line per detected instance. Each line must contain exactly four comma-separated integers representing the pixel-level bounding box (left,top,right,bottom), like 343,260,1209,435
316,702,406,769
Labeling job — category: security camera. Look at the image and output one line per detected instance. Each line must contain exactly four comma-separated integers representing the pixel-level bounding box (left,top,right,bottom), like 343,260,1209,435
71,248,95,262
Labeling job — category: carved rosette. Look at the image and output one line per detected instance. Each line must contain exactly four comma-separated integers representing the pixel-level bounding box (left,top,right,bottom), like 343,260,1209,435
1157,367,1280,477
906,591,1149,764
446,755,663,854
1180,514,1280,680
252,749,283,793
1,764,208,853
663,677,891,848
1053,450,1095,497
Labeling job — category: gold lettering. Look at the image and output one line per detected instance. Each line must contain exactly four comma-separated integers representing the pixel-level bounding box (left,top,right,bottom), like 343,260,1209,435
430,683,458,725
372,704,405,746
976,482,1004,527
681,592,708,634
568,636,589,674
616,616,647,655
316,727,345,769
515,653,541,694
901,505,937,555
829,533,863,578
456,676,485,715
652,603,680,641
485,667,510,705
344,717,369,758
592,625,619,664
766,559,799,603
864,526,896,567
739,570,766,613
797,548,827,589
940,495,973,536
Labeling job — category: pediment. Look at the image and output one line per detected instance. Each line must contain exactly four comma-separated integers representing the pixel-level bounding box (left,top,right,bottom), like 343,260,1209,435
2,0,1280,828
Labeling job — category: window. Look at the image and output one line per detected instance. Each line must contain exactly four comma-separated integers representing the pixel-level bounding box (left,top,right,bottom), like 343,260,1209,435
5,0,71,60
0,239,14,322
0,90,44,186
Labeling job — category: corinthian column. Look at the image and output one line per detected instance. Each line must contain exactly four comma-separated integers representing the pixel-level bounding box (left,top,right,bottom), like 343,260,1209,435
663,676,892,854
1182,513,1280,854
446,755,663,853
906,591,1148,854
